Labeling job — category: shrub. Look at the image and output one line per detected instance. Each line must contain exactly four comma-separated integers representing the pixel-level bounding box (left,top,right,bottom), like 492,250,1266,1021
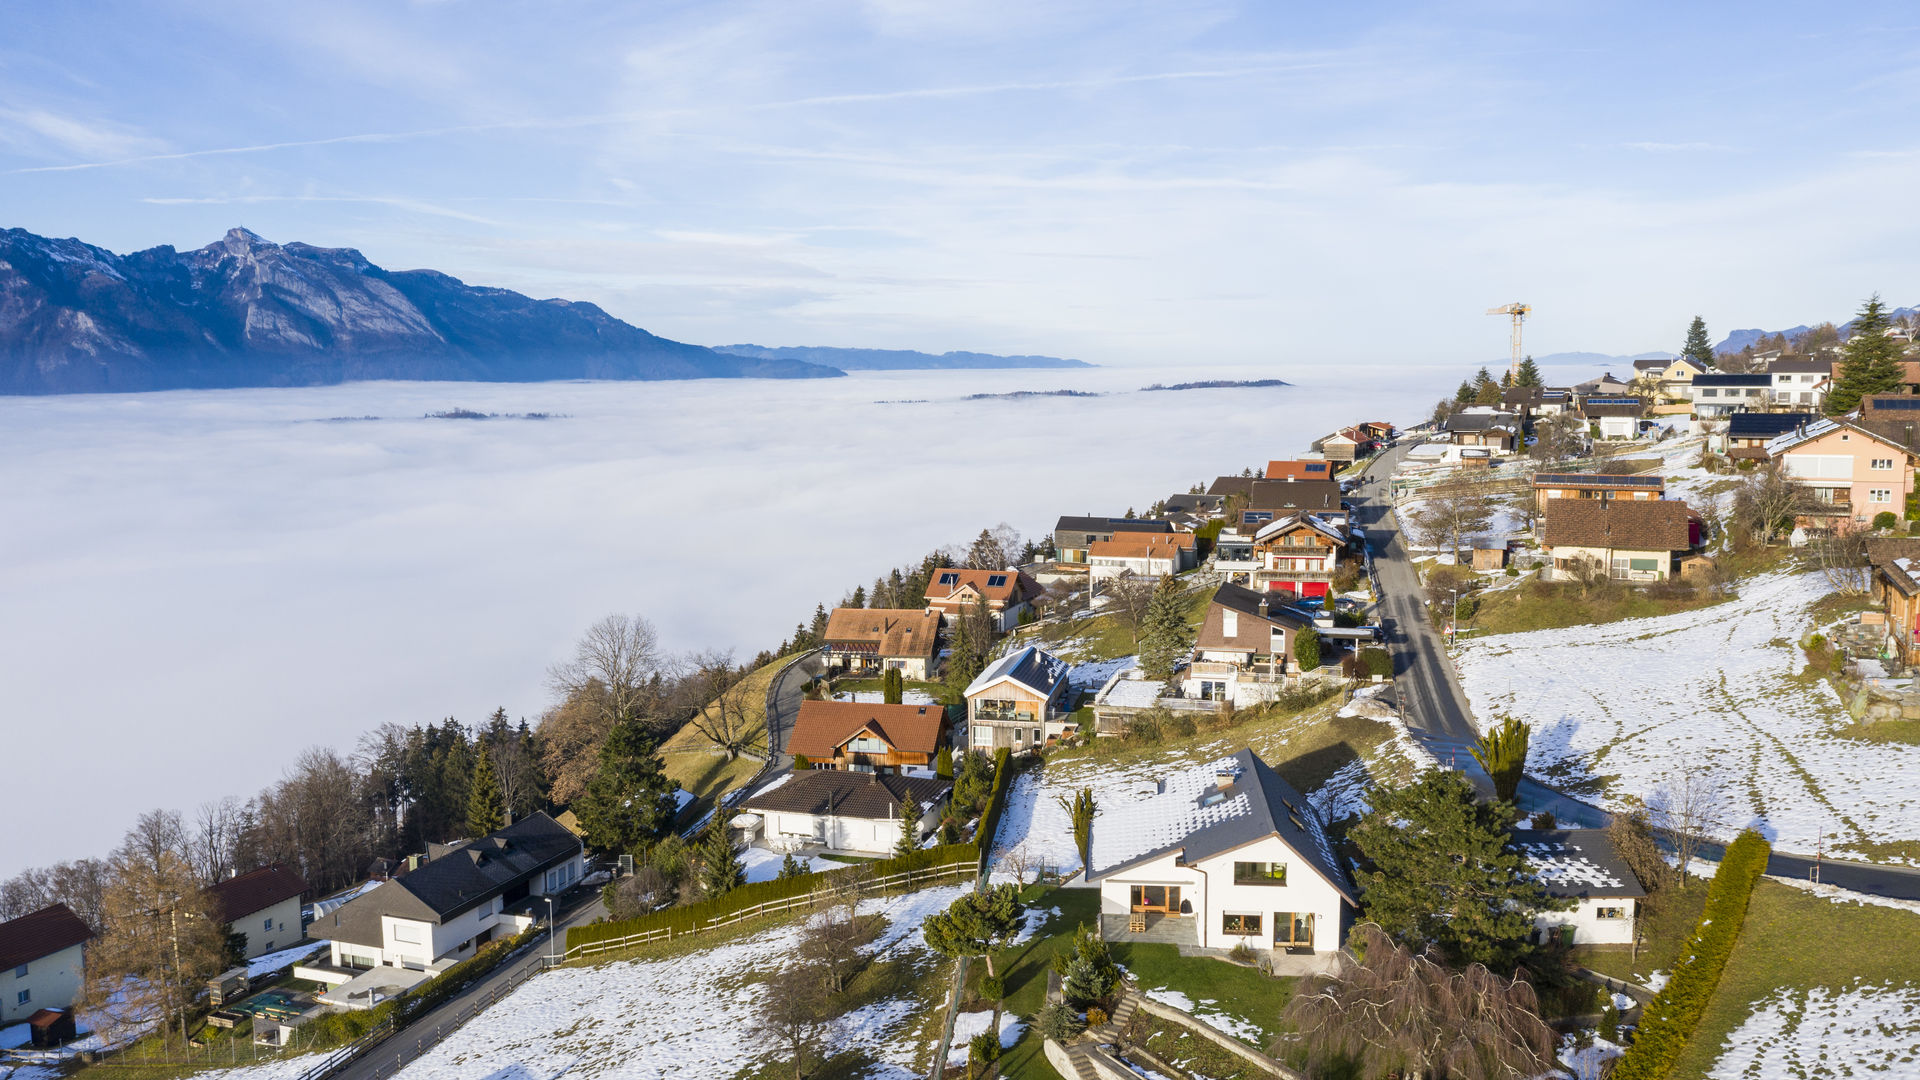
1294,626,1322,671
1034,1002,1086,1041
1612,830,1771,1080
979,974,1005,1002
1165,711,1197,738
1505,566,1520,577
1358,647,1393,678
1599,1003,1621,1043
1126,711,1165,744
1228,942,1258,964
791,753,811,771
1874,511,1899,530
1085,1006,1109,1028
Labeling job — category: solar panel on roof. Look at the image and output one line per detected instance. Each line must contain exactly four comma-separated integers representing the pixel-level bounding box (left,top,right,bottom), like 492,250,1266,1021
1585,397,1642,405
1869,397,1920,410
987,574,1007,587
1532,473,1663,488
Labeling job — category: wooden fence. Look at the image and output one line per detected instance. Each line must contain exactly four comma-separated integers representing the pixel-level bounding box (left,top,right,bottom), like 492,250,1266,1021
564,858,976,960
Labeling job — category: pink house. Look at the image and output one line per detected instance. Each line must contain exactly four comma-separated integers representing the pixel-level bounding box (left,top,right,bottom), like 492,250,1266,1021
1766,418,1915,529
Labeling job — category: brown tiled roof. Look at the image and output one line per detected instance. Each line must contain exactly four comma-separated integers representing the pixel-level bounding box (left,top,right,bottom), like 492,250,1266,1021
1089,537,1183,561
822,607,940,658
1195,582,1309,652
0,904,94,970
786,700,948,760
1543,499,1692,552
923,568,1040,607
208,865,310,923
741,770,951,821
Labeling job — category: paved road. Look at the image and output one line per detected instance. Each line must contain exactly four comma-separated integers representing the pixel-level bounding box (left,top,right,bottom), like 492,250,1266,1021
1349,441,1920,901
330,886,606,1080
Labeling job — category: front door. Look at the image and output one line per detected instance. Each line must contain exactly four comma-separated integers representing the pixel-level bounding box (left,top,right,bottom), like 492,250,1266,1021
1130,885,1181,914
1273,912,1314,947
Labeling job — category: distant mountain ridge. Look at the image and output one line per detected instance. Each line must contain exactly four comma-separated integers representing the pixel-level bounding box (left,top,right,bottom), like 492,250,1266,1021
714,343,1090,370
1716,304,1917,354
0,227,843,395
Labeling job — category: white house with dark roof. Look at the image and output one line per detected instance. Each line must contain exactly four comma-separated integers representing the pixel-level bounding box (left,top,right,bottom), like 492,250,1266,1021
0,904,94,1024
1515,828,1644,946
1081,750,1357,971
962,645,1072,752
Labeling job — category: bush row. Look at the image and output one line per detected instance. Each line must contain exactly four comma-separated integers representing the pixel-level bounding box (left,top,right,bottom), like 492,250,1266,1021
1612,829,1772,1080
566,841,980,951
973,747,1016,872
301,925,542,1046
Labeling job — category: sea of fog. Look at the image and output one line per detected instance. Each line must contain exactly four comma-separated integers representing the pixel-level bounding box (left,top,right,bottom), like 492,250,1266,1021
0,361,1445,875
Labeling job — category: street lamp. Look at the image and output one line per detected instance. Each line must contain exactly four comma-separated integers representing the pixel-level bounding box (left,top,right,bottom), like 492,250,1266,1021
544,896,556,964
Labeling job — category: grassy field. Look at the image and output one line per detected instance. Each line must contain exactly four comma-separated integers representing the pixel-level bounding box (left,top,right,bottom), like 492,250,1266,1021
830,675,951,702
1009,575,1216,663
660,652,796,810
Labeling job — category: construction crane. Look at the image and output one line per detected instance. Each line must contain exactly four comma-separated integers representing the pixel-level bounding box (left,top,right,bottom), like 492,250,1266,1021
1486,303,1531,381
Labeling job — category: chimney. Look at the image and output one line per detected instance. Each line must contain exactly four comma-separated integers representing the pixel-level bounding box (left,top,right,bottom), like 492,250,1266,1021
1215,767,1237,789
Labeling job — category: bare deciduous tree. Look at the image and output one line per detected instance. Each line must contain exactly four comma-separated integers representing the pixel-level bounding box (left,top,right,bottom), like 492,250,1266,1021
548,613,668,732
1527,412,1586,462
0,859,110,928
1803,523,1870,594
1276,924,1558,1080
685,650,764,760
1731,461,1803,546
753,963,836,1080
1103,571,1158,648
536,693,614,807
1649,764,1725,883
191,797,246,886
85,823,230,1052
1409,490,1496,564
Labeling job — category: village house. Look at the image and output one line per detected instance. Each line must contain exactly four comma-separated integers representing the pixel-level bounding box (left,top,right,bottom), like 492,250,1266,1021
738,771,949,856
1725,412,1815,461
1530,472,1666,517
963,645,1072,752
1161,492,1225,517
786,699,947,774
1578,397,1645,440
1688,373,1771,416
1767,416,1917,530
1182,582,1314,706
1855,396,1920,455
1514,829,1644,946
1264,459,1335,482
1248,514,1348,599
1052,516,1173,564
0,904,93,1024
1313,427,1370,462
1573,373,1631,396
1634,356,1707,399
1767,358,1833,410
1358,420,1396,443
822,606,942,678
1214,478,1348,525
1088,533,1195,580
922,568,1044,632
305,813,582,993
208,864,309,960
1543,499,1699,583
1082,751,1357,969
1871,545,1920,669
1444,407,1522,453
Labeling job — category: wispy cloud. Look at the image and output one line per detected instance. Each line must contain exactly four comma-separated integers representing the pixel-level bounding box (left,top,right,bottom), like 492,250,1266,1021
140,193,503,226
0,105,167,161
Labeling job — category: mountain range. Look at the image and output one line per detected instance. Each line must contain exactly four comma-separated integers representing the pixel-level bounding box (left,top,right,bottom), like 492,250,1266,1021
714,343,1087,370
1715,304,1916,354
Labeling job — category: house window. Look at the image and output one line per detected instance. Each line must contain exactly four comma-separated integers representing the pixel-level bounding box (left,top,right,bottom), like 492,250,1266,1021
847,736,887,753
1596,906,1628,920
1699,388,1717,397
12,964,25,978
1630,558,1658,572
1033,729,1043,743
391,922,423,944
1273,912,1314,947
972,726,993,747
16,990,28,1006
1234,861,1287,884
264,917,274,931
1222,913,1262,936
1872,459,1895,470
1872,489,1893,504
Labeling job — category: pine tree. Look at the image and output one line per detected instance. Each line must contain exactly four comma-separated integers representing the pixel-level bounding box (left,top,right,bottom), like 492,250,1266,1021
1850,294,1905,400
1515,355,1543,388
895,795,921,858
922,883,1025,977
1471,367,1499,405
850,585,867,608
1348,771,1567,970
810,603,829,640
466,746,505,836
883,668,904,704
1455,379,1475,405
1681,315,1716,369
1293,625,1321,672
573,717,679,856
699,823,745,897
1137,578,1195,681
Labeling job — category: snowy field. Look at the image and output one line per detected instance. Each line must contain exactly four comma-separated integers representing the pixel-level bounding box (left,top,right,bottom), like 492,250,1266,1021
1457,570,1920,862
389,885,968,1079
1706,982,1920,1079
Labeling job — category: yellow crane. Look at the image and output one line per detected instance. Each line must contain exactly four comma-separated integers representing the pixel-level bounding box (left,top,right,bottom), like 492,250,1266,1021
1487,303,1531,381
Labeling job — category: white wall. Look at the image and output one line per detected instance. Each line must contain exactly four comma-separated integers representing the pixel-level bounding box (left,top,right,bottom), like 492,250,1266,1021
2,942,84,1023
1097,834,1348,953
1534,897,1637,946
229,894,304,959
762,803,942,855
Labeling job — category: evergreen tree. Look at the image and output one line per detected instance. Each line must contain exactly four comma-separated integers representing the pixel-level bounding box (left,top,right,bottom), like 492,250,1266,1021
1293,625,1322,672
698,822,745,897
572,717,679,856
809,603,829,641
466,746,505,837
883,668,905,704
935,745,954,779
1471,367,1499,405
849,585,867,608
1681,315,1716,369
1842,294,1906,406
776,853,809,881
895,795,920,858
922,883,1025,977
1455,379,1475,405
1348,770,1567,970
1137,578,1195,681
1471,716,1531,804
1514,355,1543,388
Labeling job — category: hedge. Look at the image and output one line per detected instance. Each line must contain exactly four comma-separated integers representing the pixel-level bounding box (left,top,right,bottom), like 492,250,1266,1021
973,747,1015,872
1612,830,1772,1080
300,925,541,1045
566,841,979,951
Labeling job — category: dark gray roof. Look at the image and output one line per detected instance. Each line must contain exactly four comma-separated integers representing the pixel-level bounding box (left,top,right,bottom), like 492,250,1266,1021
1729,412,1815,438
1054,515,1173,536
1446,410,1520,433
1210,581,1313,628
1691,373,1771,388
1163,493,1225,514
965,645,1070,699
1765,358,1832,374
1513,829,1646,901
312,813,581,944
741,770,950,820
1087,749,1357,904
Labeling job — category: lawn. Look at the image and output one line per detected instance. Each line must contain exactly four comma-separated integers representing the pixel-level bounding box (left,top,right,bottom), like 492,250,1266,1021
830,675,949,702
1467,575,1731,636
1010,576,1215,663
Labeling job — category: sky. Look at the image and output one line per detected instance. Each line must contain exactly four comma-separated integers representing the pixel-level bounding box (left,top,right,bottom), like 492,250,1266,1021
5,1,1919,366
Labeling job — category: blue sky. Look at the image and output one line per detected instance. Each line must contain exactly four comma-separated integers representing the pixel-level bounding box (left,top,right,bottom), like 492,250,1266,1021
4,1,1918,366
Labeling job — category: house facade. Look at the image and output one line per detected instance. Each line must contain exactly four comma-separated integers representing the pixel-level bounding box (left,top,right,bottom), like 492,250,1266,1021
1087,534,1194,580
0,904,93,1024
1725,412,1815,461
309,813,583,975
1543,499,1697,582
1052,517,1173,564
1689,373,1771,416
1084,751,1356,964
1868,539,1920,668
1530,472,1666,517
1515,829,1644,946
822,607,941,679
1766,417,1917,529
1768,358,1833,409
923,568,1044,632
1182,582,1312,706
1579,398,1644,440
963,646,1072,752
1445,407,1521,452
208,865,308,960
740,771,950,855
1248,514,1347,598
786,700,947,774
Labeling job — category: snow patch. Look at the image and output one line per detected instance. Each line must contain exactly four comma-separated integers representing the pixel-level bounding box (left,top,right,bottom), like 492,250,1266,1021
1706,982,1920,1078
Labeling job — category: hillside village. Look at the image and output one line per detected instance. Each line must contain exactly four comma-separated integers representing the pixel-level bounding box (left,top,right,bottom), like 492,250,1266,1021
8,307,1920,1080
